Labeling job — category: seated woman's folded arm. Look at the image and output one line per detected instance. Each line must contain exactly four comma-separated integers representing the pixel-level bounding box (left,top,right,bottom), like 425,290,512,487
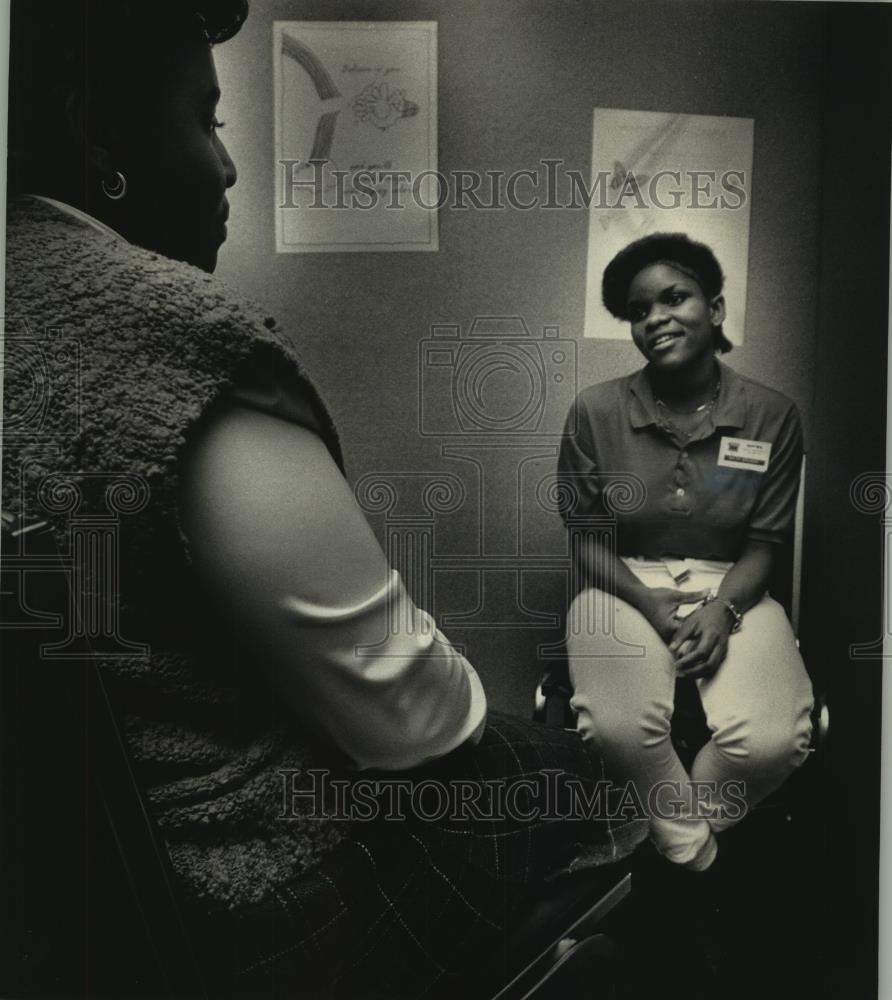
178,398,487,772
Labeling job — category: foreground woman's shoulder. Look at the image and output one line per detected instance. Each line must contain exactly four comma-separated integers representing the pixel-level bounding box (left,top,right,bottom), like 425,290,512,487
6,194,275,338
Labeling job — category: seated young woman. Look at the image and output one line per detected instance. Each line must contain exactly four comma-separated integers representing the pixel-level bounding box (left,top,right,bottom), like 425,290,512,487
558,233,814,873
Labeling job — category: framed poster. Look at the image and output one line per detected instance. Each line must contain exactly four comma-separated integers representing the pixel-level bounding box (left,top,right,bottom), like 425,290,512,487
583,108,754,344
274,20,438,252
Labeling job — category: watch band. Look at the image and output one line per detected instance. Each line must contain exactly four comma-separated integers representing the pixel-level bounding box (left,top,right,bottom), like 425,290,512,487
711,596,743,633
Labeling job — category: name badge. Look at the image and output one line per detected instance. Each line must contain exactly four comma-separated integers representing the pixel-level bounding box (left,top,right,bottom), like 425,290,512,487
717,436,772,472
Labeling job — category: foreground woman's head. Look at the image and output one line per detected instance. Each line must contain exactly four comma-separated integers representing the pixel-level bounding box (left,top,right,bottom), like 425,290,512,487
8,0,249,272
602,233,733,370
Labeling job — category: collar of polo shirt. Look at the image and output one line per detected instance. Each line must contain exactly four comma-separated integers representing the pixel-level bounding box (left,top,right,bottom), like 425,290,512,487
627,360,748,431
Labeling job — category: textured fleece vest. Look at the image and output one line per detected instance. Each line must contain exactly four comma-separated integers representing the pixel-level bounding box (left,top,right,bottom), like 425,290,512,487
2,197,346,911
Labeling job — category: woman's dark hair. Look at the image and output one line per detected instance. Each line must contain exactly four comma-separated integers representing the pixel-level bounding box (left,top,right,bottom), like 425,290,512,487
7,0,249,200
601,232,734,353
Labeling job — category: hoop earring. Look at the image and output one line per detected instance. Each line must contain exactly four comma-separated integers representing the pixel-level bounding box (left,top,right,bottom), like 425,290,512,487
101,171,127,201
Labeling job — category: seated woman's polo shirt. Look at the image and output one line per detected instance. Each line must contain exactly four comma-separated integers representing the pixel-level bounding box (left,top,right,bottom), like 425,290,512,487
557,361,804,561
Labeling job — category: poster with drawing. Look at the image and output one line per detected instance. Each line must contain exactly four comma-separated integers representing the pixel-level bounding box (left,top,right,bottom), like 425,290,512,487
274,20,438,252
584,109,754,343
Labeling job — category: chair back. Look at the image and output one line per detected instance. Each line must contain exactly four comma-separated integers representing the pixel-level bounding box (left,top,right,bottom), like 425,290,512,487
766,456,806,634
0,512,207,997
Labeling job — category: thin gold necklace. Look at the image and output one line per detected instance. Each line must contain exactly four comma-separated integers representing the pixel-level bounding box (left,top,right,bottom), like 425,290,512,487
654,376,721,415
655,377,721,440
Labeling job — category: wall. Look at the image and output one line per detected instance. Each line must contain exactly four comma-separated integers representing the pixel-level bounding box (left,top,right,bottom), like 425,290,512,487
799,6,890,996
214,0,825,713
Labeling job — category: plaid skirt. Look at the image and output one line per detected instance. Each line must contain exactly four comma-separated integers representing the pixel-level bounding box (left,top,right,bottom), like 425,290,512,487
188,711,647,999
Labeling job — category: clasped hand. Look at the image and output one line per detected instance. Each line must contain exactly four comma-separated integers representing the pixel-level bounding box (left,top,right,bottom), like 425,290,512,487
640,588,734,680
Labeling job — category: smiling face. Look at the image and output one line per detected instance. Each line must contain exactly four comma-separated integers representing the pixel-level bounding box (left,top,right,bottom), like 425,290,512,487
108,34,237,272
625,263,725,372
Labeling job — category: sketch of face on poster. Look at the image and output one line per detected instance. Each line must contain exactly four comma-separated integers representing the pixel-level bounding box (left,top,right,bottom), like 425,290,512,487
583,109,754,346
272,20,438,253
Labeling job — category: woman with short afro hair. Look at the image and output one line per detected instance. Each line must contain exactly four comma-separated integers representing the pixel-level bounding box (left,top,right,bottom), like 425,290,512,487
559,232,814,873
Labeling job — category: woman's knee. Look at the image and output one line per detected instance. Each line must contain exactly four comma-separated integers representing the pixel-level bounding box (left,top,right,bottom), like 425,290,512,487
566,588,677,750
712,711,813,773
571,688,675,753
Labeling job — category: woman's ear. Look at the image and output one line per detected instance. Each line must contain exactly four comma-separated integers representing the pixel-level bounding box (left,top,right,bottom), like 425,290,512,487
710,294,726,327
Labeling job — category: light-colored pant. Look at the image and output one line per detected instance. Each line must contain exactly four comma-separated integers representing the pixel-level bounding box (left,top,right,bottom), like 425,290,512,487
566,559,814,867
